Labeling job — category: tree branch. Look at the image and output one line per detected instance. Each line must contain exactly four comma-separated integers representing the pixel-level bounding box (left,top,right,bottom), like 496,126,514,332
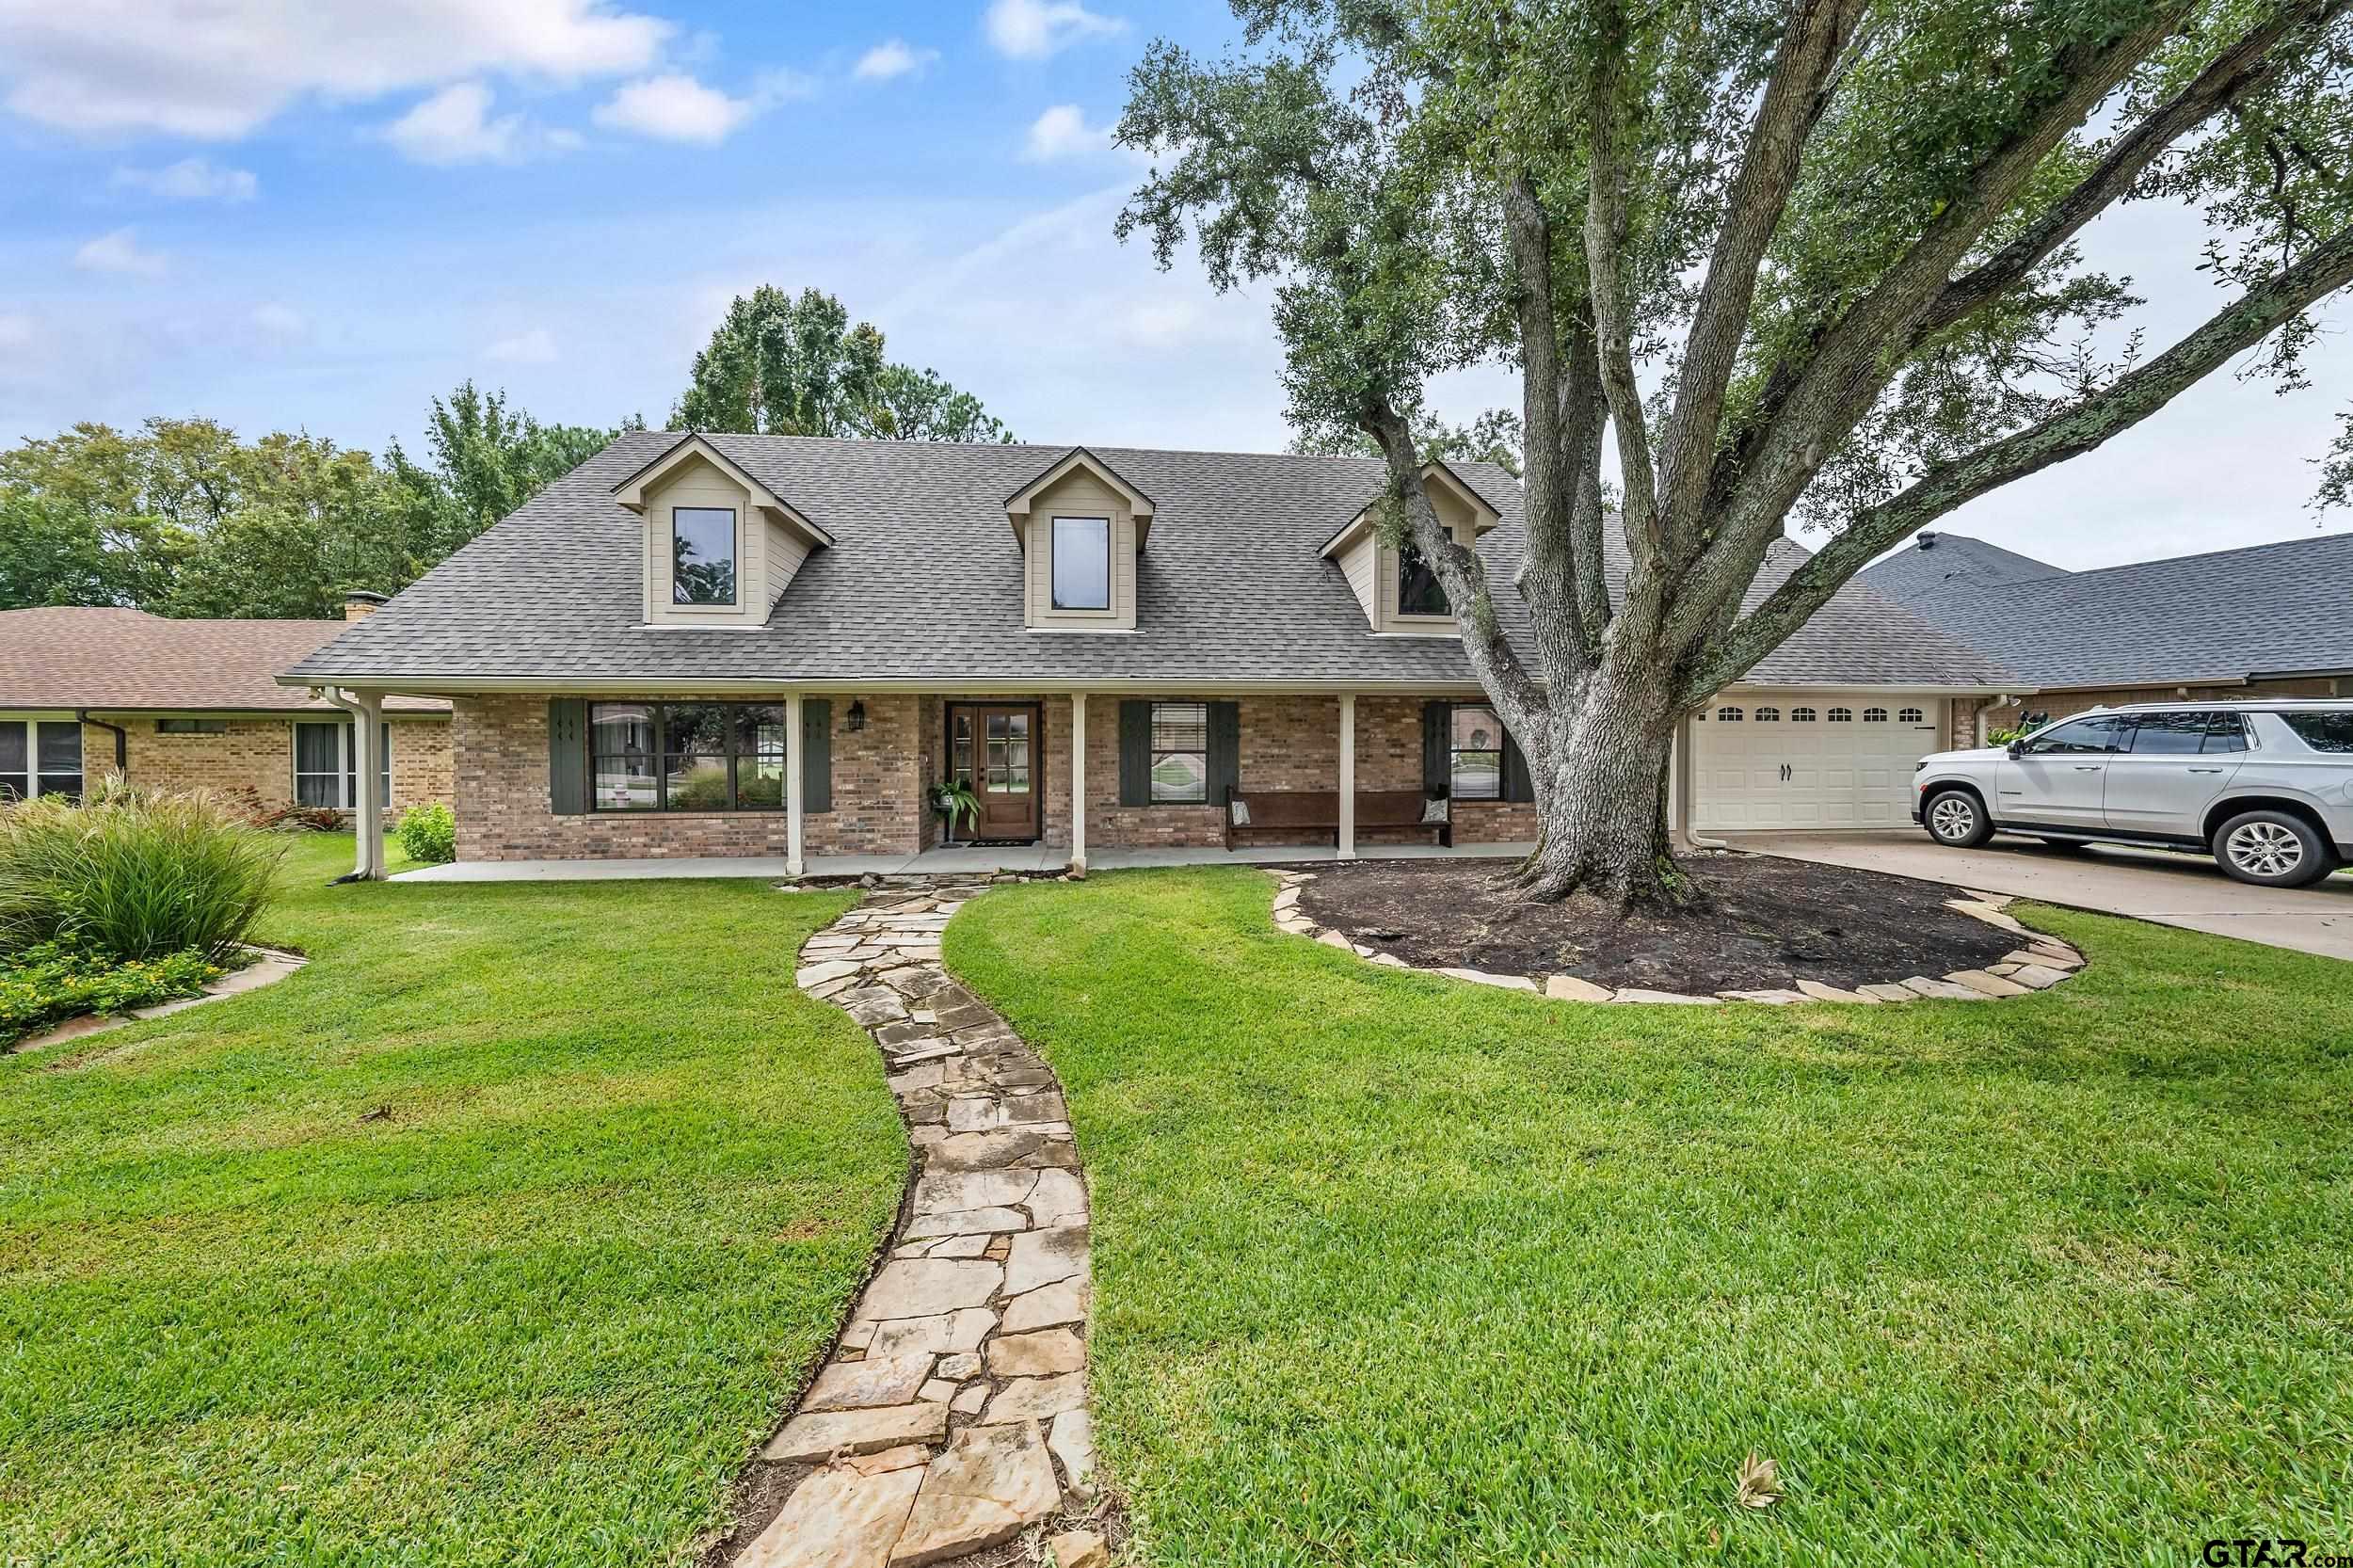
1581,0,1668,586
1504,173,1604,680
1676,2,2194,642
1366,398,1551,750
1658,0,1866,535
1925,0,2349,337
1684,223,2353,700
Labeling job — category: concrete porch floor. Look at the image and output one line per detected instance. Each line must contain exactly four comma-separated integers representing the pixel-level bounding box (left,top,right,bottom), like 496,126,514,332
392,839,1540,882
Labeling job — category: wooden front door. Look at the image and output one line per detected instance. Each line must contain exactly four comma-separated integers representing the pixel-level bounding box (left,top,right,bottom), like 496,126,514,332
948,704,1042,841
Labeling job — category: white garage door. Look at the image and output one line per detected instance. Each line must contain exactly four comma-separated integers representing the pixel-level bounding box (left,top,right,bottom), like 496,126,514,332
1691,696,1944,831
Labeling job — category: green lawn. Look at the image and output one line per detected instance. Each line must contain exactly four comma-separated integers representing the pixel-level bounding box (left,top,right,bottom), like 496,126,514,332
0,835,904,1567
948,868,2353,1567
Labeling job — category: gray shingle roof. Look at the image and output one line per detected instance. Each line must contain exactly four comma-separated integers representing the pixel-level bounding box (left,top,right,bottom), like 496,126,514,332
1860,532,2066,607
285,432,2010,691
1861,529,2353,689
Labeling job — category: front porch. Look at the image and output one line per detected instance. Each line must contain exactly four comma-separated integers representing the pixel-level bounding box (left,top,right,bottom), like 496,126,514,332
392,837,1541,883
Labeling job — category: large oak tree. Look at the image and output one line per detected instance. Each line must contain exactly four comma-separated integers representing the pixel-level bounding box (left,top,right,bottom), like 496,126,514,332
1119,0,2353,904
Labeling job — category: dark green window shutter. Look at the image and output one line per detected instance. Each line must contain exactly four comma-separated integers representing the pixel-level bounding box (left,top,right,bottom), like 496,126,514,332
802,698,832,813
1421,700,1452,796
549,698,586,815
1501,728,1535,803
1118,701,1152,807
1207,701,1241,805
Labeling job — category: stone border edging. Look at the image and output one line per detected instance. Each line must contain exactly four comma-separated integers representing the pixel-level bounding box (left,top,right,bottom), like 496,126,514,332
8,944,310,1055
731,881,1111,1568
1267,871,2085,1003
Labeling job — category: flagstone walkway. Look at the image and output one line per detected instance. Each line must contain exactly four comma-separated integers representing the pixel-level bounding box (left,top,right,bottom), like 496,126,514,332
734,881,1109,1568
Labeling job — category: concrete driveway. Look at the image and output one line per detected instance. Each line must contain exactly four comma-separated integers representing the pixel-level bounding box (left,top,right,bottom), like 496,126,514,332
1724,830,2353,962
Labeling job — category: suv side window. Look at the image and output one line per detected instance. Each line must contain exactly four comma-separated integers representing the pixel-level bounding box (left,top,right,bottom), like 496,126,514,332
2281,712,2353,753
2125,712,2248,755
2021,715,2132,755
2125,712,2209,755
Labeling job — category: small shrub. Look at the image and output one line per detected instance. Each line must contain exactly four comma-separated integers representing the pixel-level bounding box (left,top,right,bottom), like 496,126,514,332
395,801,456,865
0,940,222,1044
0,786,288,962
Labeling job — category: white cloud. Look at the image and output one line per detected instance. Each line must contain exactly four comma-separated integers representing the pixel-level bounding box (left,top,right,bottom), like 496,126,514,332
111,157,258,202
74,227,167,277
853,39,939,81
486,327,559,363
984,0,1126,60
0,0,672,140
1022,104,1117,162
250,303,309,342
383,81,579,166
591,72,755,144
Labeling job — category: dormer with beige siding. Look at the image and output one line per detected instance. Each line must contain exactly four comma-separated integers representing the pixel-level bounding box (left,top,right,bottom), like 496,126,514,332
1319,462,1501,634
1004,448,1155,632
611,434,833,629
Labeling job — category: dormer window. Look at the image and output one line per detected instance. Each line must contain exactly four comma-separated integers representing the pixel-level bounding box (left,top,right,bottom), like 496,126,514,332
1005,448,1154,632
1398,542,1449,617
671,507,738,605
612,433,833,628
1051,517,1112,611
1320,461,1501,634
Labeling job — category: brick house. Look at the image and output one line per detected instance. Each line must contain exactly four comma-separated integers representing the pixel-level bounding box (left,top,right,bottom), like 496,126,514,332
1863,530,2353,738
282,431,2016,873
0,600,452,814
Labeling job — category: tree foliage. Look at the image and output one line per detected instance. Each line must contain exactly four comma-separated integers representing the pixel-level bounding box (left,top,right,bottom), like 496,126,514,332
674,285,1016,442
1119,0,2353,904
0,383,630,618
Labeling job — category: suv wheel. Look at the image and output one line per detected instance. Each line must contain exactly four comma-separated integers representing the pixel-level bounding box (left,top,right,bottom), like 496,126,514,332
2212,809,2335,888
1924,788,1993,848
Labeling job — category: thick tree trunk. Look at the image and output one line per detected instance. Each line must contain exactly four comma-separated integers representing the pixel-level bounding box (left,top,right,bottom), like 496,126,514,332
1511,663,1700,909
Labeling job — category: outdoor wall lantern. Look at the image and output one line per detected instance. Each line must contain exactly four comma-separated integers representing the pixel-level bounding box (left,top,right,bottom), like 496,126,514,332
845,699,867,733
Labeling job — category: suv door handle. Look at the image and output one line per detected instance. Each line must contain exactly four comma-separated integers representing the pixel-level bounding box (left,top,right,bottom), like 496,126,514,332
2072,764,2102,771
2187,766,2225,774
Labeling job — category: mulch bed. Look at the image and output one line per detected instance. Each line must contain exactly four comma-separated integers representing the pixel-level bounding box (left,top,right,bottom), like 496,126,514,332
1290,853,2026,993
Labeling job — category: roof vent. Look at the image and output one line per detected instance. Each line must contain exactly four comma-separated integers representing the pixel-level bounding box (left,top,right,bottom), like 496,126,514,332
1916,531,1940,551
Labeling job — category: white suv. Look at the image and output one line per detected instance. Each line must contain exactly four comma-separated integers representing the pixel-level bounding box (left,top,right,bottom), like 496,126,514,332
1911,701,2353,888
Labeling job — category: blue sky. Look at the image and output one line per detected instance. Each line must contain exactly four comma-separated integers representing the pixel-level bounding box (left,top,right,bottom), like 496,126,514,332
0,0,2345,570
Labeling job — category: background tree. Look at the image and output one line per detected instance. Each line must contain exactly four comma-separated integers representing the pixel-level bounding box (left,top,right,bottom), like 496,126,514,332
385,380,630,568
1121,0,2353,905
674,284,1014,441
1293,408,1529,477
0,385,625,616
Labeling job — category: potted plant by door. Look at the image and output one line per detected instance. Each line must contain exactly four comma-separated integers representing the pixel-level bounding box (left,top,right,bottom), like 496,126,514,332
932,779,982,846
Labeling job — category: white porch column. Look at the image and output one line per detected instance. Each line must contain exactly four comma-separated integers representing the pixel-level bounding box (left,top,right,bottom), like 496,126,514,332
351,691,386,880
1337,692,1356,859
786,692,807,877
1067,694,1088,877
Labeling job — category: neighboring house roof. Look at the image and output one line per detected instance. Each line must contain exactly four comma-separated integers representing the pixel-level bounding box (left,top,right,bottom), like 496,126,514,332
286,432,2013,691
1860,531,2068,608
1861,530,2353,690
0,607,448,712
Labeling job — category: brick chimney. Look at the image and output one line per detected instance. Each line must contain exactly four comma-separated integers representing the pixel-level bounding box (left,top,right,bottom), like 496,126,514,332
344,590,389,623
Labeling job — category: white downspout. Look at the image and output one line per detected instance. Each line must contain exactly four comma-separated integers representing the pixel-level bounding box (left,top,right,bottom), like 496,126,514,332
313,686,386,881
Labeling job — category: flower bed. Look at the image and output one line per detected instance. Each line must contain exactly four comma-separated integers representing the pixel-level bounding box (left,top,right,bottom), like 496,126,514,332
1,940,227,1047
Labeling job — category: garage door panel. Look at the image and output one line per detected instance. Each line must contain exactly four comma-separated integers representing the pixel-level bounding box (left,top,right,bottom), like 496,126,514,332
1692,695,1939,833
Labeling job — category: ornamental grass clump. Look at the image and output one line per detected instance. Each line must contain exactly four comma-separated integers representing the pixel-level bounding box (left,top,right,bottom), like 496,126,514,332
0,784,287,963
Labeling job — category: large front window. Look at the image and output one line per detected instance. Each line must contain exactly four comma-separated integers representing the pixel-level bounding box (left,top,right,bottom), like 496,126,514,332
1449,705,1503,800
1398,543,1449,616
1051,516,1111,611
0,720,83,803
1149,702,1209,804
672,506,738,605
293,720,390,809
591,701,785,811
